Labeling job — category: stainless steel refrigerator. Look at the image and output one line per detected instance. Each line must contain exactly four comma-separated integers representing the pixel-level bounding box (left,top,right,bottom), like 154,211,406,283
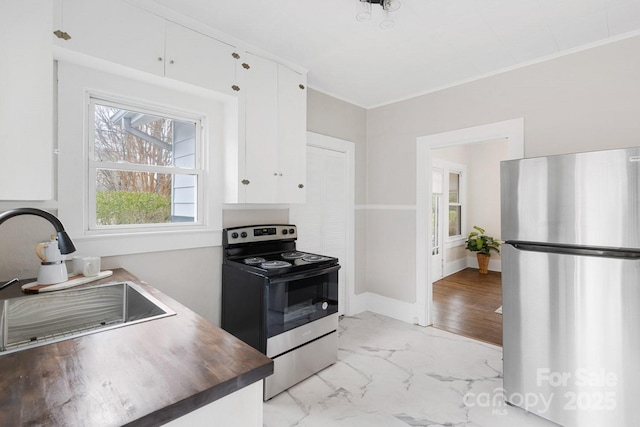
501,147,640,427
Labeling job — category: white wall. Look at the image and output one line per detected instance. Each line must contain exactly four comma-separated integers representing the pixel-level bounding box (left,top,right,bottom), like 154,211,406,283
365,34,640,304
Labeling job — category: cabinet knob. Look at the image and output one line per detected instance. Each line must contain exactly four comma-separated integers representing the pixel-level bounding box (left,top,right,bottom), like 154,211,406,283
242,63,250,70
231,85,241,92
299,84,305,90
241,179,250,185
157,57,163,61
169,60,175,64
298,184,304,189
232,52,240,59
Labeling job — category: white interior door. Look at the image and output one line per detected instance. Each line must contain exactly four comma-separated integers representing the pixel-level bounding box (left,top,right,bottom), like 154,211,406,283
290,146,348,315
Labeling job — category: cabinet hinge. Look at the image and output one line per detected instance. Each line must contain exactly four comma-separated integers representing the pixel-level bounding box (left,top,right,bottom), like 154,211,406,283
53,30,71,41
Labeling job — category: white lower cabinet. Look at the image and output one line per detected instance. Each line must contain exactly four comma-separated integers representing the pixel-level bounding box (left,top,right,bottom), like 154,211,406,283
163,381,264,427
0,1,54,200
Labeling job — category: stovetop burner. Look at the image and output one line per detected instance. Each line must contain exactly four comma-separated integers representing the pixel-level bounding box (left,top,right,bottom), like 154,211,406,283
281,251,305,260
301,254,329,262
261,260,292,269
244,257,266,265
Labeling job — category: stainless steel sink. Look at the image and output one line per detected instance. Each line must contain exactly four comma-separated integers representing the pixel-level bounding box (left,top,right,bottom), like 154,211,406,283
0,281,175,354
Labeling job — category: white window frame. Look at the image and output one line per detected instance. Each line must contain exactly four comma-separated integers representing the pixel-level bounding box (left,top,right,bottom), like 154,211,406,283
57,60,226,257
87,96,204,232
441,161,467,244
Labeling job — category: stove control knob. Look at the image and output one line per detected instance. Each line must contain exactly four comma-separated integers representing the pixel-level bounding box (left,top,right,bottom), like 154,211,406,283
241,232,248,238
322,301,328,310
289,228,295,235
231,232,239,239
282,229,288,235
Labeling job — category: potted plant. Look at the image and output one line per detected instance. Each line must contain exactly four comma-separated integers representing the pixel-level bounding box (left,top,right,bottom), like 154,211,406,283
465,225,501,274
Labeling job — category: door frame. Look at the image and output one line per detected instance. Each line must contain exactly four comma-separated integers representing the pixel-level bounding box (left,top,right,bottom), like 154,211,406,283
415,118,524,326
305,131,356,316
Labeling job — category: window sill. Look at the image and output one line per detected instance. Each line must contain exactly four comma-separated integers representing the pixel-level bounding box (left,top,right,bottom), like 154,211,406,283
70,228,222,258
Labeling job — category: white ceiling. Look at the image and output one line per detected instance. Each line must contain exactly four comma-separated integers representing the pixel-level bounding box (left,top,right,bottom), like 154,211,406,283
147,0,640,108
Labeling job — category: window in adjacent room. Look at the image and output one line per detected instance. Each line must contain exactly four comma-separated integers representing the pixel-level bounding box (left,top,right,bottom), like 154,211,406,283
88,97,203,230
448,171,463,237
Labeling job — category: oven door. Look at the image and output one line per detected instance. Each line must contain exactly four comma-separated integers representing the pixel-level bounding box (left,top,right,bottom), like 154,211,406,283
265,265,339,338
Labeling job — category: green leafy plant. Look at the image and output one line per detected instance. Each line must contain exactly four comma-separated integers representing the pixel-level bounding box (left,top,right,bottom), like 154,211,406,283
465,225,501,257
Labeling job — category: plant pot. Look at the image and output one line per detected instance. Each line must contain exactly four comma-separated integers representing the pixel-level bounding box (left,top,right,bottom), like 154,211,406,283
477,253,490,274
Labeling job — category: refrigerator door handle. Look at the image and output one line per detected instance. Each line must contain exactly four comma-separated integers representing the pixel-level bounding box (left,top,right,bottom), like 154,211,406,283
507,241,640,259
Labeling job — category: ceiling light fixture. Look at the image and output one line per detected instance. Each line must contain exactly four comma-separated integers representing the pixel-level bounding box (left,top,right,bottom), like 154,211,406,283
356,0,401,29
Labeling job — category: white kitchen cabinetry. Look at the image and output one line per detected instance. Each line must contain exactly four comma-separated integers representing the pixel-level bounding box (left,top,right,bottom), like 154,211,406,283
53,0,165,76
163,21,238,96
277,64,307,204
0,1,54,200
226,53,307,204
164,381,263,427
53,0,238,95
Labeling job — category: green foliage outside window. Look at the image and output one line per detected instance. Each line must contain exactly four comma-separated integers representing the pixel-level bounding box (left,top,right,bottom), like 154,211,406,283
96,191,171,225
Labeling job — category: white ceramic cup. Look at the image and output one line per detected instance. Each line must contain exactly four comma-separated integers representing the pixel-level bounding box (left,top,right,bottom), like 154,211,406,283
82,257,101,277
71,256,85,276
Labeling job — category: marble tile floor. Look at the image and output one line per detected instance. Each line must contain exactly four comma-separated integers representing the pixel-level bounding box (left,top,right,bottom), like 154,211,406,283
264,312,558,427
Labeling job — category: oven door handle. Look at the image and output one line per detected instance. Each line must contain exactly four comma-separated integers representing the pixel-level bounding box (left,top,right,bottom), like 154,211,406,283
268,264,341,283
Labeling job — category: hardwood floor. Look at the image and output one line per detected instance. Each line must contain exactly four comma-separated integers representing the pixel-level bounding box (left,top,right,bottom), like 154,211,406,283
432,268,503,346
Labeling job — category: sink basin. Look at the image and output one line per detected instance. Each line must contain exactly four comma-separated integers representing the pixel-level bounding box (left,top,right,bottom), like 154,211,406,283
0,281,175,354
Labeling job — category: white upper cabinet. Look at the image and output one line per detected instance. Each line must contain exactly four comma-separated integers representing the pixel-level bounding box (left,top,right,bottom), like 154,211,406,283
53,0,165,76
53,0,238,95
277,64,307,204
0,1,54,200
243,53,280,203
225,53,307,204
163,21,238,96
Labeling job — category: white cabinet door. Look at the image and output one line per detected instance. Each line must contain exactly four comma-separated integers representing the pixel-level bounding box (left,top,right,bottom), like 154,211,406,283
277,64,307,203
224,55,308,204
164,21,238,96
53,0,165,76
243,52,279,203
0,1,53,200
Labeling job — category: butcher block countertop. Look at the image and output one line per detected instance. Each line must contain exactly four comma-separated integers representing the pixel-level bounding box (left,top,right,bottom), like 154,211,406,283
0,269,273,426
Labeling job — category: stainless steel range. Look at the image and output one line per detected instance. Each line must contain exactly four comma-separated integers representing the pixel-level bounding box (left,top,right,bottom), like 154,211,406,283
221,224,340,400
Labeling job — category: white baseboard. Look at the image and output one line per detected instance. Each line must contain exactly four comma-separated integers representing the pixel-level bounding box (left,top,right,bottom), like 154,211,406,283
444,257,468,277
348,292,419,325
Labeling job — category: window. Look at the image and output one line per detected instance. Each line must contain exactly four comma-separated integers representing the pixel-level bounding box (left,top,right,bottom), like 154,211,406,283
58,61,224,257
88,98,203,230
448,171,462,237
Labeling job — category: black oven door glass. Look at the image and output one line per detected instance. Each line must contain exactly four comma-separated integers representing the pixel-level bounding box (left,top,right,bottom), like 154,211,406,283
266,268,338,338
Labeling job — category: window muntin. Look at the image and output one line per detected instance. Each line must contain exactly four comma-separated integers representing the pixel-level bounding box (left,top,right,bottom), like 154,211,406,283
89,98,202,229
